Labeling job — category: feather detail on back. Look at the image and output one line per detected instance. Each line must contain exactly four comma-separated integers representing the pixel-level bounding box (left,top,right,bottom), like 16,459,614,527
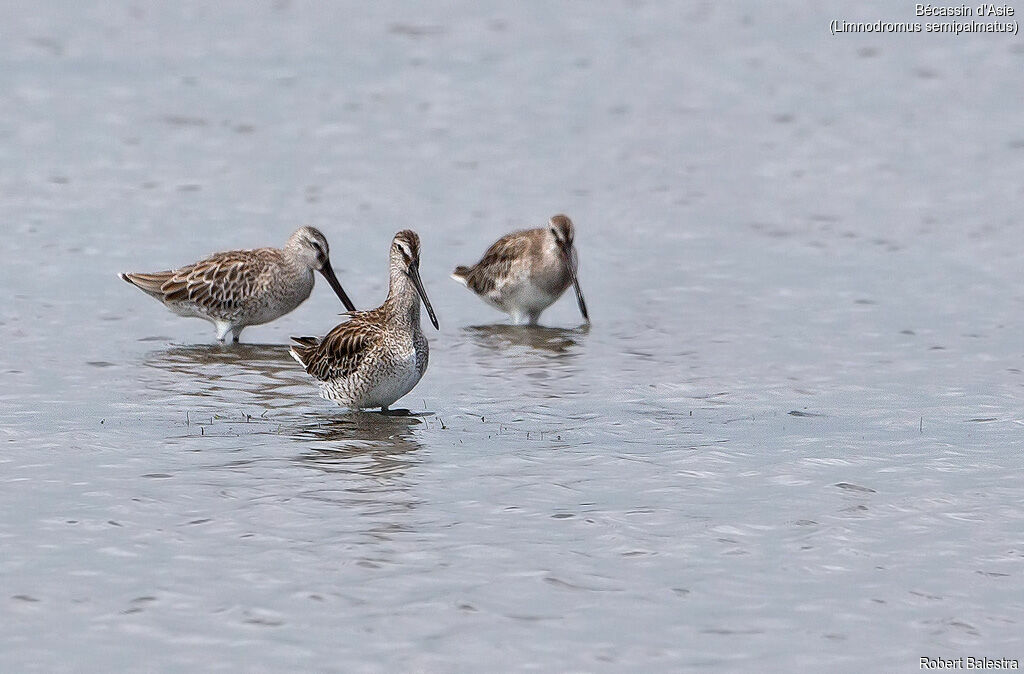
289,308,386,381
125,249,281,313
455,231,532,294
288,335,321,368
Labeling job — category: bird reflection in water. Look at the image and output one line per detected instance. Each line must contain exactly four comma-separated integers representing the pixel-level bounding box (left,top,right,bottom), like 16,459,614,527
462,323,588,355
290,411,425,479
142,343,306,407
284,412,427,560
459,324,589,399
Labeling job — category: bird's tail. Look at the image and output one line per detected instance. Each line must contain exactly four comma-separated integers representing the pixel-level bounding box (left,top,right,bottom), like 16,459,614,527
119,271,173,297
450,265,472,287
288,336,320,370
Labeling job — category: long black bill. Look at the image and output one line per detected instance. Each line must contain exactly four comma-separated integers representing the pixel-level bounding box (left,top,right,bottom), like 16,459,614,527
319,260,357,312
409,263,439,330
560,246,590,324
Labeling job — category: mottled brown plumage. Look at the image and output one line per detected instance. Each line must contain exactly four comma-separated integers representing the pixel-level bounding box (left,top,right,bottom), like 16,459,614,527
452,214,589,325
290,309,386,381
129,251,276,310
454,234,531,295
290,230,439,411
120,226,356,342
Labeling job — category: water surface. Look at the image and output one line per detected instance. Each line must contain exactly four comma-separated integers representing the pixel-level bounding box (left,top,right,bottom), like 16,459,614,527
2,2,1023,671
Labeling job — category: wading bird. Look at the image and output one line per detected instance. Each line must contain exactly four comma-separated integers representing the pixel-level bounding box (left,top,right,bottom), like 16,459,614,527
120,227,356,343
452,214,589,325
289,230,439,413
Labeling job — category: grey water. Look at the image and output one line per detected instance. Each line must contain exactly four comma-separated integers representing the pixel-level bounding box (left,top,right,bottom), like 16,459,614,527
2,2,1023,671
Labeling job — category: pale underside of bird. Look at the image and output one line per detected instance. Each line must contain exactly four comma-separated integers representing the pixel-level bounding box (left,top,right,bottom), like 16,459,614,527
120,226,356,343
289,229,439,412
451,214,589,326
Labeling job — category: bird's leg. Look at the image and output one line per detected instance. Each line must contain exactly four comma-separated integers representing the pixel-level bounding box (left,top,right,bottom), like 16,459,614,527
215,321,232,342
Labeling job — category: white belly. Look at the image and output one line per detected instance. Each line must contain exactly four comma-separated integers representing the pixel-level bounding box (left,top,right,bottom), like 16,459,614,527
507,281,559,312
487,279,560,324
362,349,422,409
369,367,421,408
319,343,423,410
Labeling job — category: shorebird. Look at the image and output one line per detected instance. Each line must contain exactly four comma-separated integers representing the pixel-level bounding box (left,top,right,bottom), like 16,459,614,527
119,226,357,343
451,214,589,325
289,230,439,412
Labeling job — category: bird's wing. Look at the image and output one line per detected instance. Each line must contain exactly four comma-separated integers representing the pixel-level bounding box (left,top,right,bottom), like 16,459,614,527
290,310,385,381
154,250,277,311
463,231,533,294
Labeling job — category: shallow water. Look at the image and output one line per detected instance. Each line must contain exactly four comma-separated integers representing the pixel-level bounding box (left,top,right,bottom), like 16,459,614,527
2,2,1024,671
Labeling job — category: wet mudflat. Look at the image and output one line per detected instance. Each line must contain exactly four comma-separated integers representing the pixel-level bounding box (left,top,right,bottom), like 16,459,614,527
1,2,1023,671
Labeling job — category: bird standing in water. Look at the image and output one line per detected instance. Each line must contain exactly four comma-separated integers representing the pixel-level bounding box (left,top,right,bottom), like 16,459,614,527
289,230,439,413
451,214,589,325
120,226,356,343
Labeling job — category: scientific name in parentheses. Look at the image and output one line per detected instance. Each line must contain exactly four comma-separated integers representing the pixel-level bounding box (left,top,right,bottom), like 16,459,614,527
830,4,1018,34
